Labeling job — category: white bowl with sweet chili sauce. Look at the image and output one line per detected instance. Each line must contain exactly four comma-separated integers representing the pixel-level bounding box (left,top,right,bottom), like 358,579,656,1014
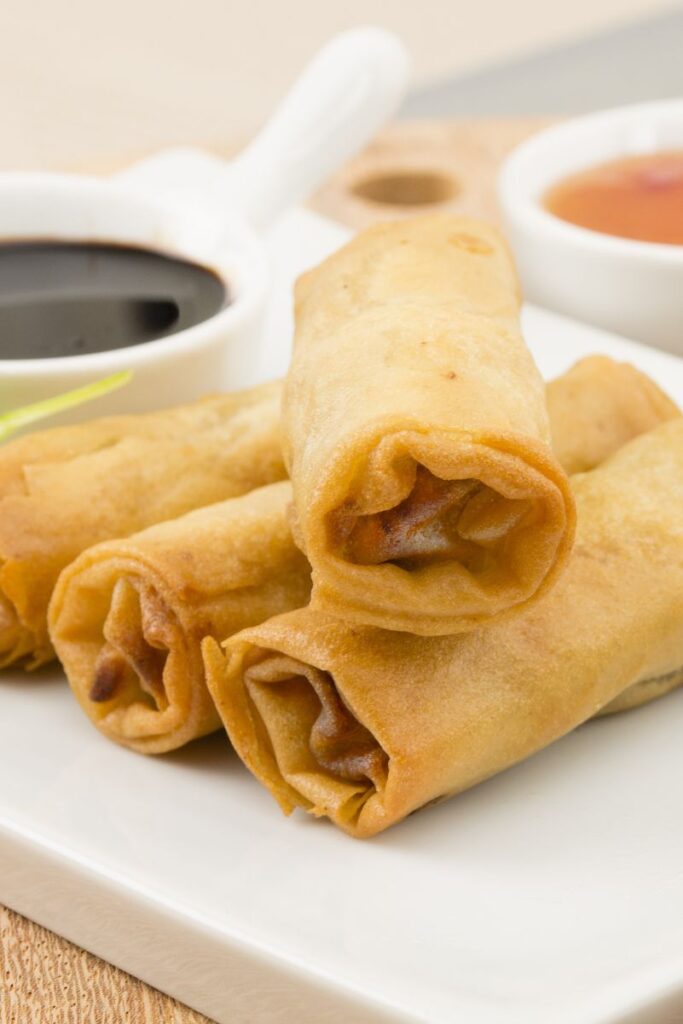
0,29,409,422
498,99,683,356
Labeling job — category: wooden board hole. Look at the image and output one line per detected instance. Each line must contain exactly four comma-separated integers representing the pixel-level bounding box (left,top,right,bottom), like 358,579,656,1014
350,169,458,207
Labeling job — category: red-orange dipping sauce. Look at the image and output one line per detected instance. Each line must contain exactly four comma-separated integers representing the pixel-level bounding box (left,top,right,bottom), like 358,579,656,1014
544,150,683,245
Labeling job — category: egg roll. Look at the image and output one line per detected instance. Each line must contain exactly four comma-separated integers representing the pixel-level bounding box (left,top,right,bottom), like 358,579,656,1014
284,215,575,635
204,419,683,838
49,482,310,753
0,382,285,668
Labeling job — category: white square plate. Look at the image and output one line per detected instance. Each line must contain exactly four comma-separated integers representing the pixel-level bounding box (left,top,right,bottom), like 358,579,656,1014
2,208,683,1024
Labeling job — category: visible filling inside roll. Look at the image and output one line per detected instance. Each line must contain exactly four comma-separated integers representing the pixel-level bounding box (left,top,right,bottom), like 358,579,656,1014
89,578,172,713
247,656,387,792
330,464,534,571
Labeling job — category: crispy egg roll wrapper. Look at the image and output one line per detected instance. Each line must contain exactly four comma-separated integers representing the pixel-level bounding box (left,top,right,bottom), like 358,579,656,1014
600,668,683,715
49,482,311,753
549,355,681,743
0,382,286,668
284,215,576,635
546,354,679,474
204,420,683,838
545,355,680,747
48,357,676,753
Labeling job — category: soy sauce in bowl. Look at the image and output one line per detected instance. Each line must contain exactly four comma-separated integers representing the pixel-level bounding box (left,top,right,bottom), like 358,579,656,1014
0,241,228,360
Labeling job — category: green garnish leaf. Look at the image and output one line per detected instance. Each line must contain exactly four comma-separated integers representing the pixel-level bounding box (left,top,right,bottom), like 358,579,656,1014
0,370,132,442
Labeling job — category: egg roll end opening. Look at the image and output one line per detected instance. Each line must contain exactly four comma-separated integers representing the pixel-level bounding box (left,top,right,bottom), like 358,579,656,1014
332,464,534,570
204,638,388,832
318,432,575,633
51,565,215,754
89,579,172,713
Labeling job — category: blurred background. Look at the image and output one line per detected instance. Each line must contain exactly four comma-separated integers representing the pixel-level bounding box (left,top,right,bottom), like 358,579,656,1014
5,0,682,171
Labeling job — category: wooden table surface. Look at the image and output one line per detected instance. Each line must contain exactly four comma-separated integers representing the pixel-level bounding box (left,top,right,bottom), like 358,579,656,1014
1,117,549,1024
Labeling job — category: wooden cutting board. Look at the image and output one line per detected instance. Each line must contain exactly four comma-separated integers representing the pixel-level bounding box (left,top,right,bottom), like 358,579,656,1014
308,117,552,229
0,116,550,1024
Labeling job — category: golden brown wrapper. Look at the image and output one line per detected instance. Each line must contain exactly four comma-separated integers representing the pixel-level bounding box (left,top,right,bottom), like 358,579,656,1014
0,382,286,668
283,215,576,635
600,668,683,715
546,354,679,474
204,419,683,838
49,482,310,753
548,354,681,748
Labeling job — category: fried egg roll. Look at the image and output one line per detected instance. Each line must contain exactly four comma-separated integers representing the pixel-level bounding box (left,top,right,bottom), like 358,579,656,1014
204,420,683,838
49,483,310,753
284,215,575,634
0,382,285,668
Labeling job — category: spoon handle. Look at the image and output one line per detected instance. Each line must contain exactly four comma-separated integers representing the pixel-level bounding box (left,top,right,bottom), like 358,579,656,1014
115,28,409,233
228,27,410,229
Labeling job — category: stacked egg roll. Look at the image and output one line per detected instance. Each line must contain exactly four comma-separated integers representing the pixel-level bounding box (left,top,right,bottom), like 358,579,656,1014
284,215,577,634
0,382,285,668
49,356,678,755
49,483,310,753
204,419,683,838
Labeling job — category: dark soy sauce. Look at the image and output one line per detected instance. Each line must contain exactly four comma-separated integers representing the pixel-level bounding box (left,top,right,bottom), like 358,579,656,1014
0,241,228,359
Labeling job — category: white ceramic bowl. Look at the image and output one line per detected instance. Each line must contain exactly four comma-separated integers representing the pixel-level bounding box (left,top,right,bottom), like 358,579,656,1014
498,99,683,356
0,170,269,417
0,28,409,423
